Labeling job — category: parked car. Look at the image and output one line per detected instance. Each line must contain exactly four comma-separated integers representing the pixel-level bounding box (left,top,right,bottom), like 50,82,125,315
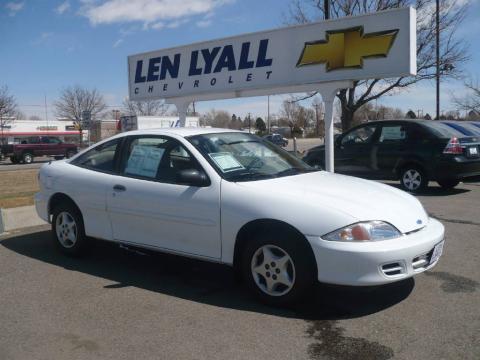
263,133,288,147
303,120,480,193
35,128,444,306
1,136,77,164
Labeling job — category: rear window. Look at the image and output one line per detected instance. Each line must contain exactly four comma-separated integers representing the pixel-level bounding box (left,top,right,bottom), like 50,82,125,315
441,122,477,136
421,122,464,138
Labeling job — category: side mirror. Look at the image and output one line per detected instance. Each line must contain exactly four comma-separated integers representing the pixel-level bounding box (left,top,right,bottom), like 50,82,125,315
176,169,210,187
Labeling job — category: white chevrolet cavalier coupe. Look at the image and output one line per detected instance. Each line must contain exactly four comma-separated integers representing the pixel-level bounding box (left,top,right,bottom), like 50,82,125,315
35,128,445,306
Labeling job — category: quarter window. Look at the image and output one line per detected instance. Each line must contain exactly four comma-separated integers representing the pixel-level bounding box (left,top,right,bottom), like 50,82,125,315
71,139,120,172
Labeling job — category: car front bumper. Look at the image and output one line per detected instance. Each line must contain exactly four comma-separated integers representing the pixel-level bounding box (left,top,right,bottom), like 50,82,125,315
306,217,445,286
34,192,50,223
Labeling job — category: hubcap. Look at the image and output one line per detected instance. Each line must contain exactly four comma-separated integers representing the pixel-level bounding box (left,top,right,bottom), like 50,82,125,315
25,155,32,163
55,211,77,248
403,169,422,191
251,245,296,297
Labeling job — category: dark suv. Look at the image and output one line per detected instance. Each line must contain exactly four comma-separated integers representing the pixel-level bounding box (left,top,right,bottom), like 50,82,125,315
263,133,288,147
302,120,480,192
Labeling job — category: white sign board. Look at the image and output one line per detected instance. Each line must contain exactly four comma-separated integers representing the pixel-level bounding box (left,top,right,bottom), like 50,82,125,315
128,7,416,102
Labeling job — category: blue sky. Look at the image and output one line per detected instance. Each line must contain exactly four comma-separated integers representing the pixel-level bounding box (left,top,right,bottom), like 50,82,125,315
1,0,479,120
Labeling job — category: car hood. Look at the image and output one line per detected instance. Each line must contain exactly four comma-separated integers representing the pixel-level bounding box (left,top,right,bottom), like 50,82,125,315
239,171,429,234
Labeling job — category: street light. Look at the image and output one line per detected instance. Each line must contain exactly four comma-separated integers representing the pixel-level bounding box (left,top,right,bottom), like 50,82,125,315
436,0,440,120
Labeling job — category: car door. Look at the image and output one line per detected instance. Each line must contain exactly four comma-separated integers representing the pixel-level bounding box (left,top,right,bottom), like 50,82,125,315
335,123,379,177
374,122,413,179
106,135,222,259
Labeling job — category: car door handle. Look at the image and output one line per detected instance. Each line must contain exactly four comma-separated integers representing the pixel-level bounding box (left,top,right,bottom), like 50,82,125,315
113,184,126,192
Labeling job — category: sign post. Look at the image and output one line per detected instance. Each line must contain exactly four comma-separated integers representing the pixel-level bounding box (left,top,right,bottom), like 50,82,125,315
127,7,416,172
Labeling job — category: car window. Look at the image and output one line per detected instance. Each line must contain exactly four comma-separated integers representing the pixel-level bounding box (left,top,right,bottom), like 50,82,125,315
421,122,464,138
122,136,202,184
379,125,407,143
41,137,50,144
341,125,377,145
71,138,120,173
48,137,61,144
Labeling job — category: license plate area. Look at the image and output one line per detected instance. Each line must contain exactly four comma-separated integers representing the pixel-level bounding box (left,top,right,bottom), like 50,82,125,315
467,146,479,157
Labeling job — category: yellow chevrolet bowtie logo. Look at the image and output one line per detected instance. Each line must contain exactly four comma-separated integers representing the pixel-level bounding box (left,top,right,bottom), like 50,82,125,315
297,27,398,71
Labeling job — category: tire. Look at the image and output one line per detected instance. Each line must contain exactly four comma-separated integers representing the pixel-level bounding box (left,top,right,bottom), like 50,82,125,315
66,150,76,159
22,152,33,164
400,166,428,193
10,156,19,164
51,202,89,257
437,179,460,189
241,228,316,307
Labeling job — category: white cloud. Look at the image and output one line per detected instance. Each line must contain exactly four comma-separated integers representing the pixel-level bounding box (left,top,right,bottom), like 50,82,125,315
81,0,232,26
151,22,164,30
5,1,24,16
33,32,54,45
112,38,123,48
55,1,70,15
196,19,212,28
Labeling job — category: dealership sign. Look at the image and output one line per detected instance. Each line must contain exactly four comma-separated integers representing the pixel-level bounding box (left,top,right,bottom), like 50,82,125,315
128,7,416,102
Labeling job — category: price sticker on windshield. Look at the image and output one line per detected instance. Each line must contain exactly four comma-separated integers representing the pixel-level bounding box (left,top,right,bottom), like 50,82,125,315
209,152,245,173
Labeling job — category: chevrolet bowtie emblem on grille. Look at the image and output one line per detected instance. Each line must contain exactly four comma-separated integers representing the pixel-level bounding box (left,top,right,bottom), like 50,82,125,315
297,27,398,71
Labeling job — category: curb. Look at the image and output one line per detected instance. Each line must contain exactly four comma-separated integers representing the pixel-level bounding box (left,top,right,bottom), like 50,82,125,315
0,205,47,235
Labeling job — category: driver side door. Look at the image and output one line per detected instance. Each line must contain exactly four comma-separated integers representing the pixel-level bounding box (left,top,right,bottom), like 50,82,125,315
106,135,222,259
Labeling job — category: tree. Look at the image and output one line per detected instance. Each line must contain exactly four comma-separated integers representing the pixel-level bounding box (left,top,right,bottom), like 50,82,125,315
452,81,480,114
424,113,432,120
255,117,267,132
122,99,169,116
406,110,417,119
54,85,107,144
286,0,469,131
0,86,17,144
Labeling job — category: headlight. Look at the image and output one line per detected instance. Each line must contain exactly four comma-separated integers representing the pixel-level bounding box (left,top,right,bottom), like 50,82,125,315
323,221,401,242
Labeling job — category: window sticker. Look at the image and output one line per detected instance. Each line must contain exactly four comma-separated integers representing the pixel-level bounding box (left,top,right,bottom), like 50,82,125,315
125,145,165,178
208,152,245,173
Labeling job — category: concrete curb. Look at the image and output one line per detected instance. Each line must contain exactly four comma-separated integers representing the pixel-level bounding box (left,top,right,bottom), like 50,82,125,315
0,205,47,235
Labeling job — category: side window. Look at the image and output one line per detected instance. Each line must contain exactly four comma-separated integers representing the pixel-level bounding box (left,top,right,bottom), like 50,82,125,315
72,139,120,173
41,137,50,144
379,125,407,143
122,136,202,184
341,125,377,145
49,137,61,144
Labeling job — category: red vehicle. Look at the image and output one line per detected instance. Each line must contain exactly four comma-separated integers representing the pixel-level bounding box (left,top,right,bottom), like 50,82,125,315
1,136,77,164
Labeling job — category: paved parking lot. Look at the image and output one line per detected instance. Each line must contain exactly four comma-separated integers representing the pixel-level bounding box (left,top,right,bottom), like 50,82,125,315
0,181,479,360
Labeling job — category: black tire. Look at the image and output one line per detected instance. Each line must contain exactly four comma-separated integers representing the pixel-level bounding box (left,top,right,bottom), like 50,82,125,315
10,156,19,164
66,150,76,159
399,166,428,193
54,156,64,161
51,202,89,257
437,179,460,189
22,152,33,164
241,228,316,307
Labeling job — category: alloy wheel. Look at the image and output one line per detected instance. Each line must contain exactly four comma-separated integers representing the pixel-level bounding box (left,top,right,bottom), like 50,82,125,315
250,244,296,297
55,211,78,248
403,169,422,191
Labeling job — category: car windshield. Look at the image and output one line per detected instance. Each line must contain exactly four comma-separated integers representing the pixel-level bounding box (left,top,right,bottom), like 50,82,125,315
187,132,317,181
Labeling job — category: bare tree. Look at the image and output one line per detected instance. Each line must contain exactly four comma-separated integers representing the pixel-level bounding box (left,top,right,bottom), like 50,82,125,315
452,80,480,114
0,86,18,144
122,99,169,116
286,0,469,131
54,85,107,143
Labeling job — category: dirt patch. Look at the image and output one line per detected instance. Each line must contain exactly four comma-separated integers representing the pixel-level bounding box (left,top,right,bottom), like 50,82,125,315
0,169,39,208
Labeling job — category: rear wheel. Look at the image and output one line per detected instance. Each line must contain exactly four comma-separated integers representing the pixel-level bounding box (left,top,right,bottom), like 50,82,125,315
400,166,427,193
66,150,76,159
437,179,460,189
52,203,89,257
22,152,33,164
241,229,316,307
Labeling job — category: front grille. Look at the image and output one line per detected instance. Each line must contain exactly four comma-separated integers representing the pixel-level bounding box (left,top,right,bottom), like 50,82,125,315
381,262,406,277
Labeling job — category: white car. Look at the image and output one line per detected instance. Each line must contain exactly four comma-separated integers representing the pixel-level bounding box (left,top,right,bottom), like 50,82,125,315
35,128,445,306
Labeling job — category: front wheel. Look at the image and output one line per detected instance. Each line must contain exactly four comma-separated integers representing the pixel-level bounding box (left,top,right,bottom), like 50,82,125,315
22,152,33,164
241,230,316,307
437,179,460,189
52,203,89,257
400,166,427,193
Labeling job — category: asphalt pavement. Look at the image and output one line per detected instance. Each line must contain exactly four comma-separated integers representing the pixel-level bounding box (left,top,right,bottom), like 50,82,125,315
0,181,479,359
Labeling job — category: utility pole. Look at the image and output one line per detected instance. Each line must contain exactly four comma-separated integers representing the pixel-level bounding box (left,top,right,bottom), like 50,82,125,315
248,113,251,133
314,103,320,136
436,0,440,120
44,95,48,134
267,96,270,134
324,0,330,19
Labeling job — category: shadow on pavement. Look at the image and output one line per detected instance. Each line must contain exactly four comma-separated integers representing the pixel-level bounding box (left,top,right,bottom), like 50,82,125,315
1,230,414,321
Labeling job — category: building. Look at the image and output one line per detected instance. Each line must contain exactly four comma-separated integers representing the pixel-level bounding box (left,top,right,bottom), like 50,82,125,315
0,119,85,144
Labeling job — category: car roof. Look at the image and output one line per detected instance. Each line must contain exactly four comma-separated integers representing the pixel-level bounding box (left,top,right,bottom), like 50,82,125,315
118,127,243,138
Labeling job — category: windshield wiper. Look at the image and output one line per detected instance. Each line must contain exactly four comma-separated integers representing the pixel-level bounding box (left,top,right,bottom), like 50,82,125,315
275,168,319,178
230,172,274,182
